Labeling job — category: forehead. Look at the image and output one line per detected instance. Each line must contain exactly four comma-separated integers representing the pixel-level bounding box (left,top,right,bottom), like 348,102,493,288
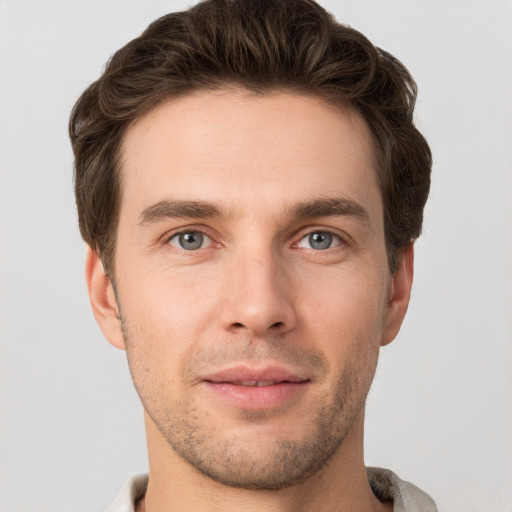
119,89,380,219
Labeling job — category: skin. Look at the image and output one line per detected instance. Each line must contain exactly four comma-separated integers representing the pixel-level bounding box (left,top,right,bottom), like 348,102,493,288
86,89,413,512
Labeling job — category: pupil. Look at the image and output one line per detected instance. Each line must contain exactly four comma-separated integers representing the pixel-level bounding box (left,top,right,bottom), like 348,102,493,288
180,232,203,250
310,232,332,250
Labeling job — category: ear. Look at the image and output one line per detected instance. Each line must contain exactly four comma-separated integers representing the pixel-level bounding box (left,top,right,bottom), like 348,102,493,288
381,242,414,347
85,246,126,350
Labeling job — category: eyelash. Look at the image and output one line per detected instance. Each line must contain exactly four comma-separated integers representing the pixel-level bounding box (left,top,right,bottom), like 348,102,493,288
167,231,213,250
163,226,218,253
162,225,350,253
293,227,349,251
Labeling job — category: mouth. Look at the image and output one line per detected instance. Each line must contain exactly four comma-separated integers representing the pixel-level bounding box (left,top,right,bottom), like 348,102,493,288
221,380,293,387
201,366,311,409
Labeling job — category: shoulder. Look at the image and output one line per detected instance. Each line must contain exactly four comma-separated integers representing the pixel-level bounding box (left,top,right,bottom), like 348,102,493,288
105,473,149,512
366,467,438,512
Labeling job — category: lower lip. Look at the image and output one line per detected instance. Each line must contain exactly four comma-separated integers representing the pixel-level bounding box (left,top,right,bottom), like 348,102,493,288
203,381,310,410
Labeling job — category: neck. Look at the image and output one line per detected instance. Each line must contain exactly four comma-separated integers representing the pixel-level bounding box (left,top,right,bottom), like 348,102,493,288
138,411,391,512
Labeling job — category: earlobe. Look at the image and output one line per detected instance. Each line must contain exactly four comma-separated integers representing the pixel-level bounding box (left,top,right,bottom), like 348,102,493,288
85,247,126,351
381,243,414,347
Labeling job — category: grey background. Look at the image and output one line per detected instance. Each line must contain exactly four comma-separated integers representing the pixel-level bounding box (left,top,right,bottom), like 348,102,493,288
1,1,511,511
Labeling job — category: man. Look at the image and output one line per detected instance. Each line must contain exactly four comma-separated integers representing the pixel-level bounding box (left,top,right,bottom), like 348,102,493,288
69,0,435,510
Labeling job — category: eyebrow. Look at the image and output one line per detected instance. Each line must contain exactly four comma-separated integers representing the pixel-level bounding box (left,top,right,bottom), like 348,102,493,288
290,197,371,227
137,197,371,227
138,200,222,225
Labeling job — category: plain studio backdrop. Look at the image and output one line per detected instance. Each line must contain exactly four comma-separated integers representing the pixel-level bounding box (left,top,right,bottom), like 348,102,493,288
0,1,511,511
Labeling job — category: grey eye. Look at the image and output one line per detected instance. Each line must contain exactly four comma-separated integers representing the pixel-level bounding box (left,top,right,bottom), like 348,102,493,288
168,231,210,250
297,231,340,250
309,232,332,250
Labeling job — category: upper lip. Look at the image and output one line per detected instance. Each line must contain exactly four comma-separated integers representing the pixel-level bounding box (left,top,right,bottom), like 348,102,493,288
202,365,310,384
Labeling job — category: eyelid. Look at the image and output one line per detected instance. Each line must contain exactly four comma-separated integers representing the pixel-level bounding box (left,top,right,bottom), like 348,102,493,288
296,232,342,251
158,224,350,251
161,224,221,248
167,231,213,249
292,226,351,249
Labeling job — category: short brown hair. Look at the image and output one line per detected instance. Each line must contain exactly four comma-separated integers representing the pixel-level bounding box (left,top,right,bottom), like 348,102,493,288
70,0,431,276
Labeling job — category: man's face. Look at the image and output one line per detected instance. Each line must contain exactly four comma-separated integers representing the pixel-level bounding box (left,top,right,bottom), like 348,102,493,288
89,89,411,489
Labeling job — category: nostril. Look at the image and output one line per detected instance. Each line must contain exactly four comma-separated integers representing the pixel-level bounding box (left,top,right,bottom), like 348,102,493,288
230,321,284,330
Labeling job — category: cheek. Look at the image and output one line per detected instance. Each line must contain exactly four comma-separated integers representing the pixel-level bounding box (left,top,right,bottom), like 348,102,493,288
117,264,226,383
301,267,388,355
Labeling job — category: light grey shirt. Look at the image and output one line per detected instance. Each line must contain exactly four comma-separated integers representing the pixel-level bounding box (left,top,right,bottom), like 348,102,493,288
106,468,438,512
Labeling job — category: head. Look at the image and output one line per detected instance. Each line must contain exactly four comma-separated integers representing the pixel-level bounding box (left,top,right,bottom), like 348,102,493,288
71,0,431,492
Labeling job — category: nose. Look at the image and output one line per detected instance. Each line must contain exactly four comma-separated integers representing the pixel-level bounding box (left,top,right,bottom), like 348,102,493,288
220,246,298,337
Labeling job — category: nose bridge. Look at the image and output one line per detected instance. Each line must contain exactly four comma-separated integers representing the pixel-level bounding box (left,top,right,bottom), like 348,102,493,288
222,238,296,336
